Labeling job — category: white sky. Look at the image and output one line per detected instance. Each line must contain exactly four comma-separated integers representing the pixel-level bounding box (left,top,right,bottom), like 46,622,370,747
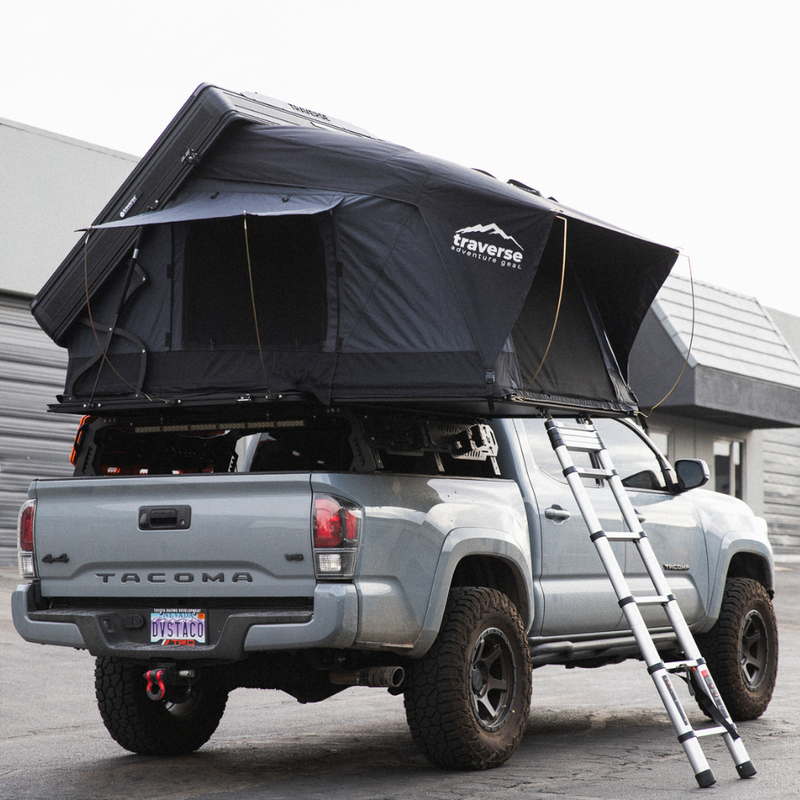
3,0,799,313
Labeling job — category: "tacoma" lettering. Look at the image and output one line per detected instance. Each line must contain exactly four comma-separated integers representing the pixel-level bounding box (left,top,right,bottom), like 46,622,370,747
95,571,253,583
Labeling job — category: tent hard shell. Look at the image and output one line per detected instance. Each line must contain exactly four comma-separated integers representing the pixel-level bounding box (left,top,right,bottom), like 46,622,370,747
33,85,678,419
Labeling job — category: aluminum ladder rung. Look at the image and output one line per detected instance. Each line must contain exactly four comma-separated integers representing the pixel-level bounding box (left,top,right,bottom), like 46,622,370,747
574,466,614,480
555,428,604,452
604,530,643,542
544,415,756,788
664,659,699,671
695,726,729,738
632,595,671,606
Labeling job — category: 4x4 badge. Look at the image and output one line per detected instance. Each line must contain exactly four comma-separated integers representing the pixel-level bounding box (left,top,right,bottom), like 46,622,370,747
42,553,69,564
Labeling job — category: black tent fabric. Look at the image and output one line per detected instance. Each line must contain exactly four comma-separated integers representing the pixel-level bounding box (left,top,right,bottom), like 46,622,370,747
52,119,678,417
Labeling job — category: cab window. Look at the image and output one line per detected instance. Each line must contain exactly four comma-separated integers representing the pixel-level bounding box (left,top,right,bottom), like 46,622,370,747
594,418,667,490
523,417,668,491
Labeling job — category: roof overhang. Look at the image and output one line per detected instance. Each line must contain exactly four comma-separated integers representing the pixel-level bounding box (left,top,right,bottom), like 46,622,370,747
631,309,800,429
643,367,800,429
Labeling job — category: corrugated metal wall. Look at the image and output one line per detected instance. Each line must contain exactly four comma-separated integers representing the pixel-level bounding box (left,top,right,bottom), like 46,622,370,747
762,428,800,556
0,293,76,564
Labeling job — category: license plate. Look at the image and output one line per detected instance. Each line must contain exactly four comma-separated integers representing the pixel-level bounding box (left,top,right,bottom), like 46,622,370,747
150,608,206,646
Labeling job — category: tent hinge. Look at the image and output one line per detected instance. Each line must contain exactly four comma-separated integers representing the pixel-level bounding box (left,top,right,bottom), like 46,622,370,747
182,147,200,165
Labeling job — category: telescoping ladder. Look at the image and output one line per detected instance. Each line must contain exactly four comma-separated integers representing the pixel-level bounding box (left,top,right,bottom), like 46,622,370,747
545,416,756,788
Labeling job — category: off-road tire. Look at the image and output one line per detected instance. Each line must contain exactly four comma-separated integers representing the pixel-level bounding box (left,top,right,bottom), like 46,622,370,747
403,587,532,770
694,577,778,721
95,657,229,755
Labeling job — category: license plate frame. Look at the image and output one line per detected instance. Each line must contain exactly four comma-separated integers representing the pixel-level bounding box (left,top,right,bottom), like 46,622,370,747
150,608,207,646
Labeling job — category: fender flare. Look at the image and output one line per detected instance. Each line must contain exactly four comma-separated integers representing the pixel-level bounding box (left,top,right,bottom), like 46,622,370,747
406,526,533,658
699,531,775,633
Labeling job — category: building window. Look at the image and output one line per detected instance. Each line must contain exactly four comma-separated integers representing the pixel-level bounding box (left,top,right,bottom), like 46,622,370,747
714,440,743,499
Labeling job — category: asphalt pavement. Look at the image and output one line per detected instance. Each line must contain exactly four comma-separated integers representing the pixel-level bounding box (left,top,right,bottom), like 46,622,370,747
2,562,799,800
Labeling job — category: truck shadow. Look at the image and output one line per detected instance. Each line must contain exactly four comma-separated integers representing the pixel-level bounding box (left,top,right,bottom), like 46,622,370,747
8,708,740,800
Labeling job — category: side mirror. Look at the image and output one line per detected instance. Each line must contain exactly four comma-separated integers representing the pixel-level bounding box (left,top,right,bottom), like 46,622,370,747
674,459,710,492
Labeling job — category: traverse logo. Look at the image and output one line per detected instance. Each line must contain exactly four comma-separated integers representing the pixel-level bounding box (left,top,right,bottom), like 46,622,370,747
452,223,524,269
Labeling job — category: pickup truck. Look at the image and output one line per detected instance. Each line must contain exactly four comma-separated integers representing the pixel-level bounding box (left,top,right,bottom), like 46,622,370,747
12,407,777,770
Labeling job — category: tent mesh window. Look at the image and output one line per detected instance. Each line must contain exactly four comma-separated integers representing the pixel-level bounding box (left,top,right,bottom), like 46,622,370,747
183,214,327,350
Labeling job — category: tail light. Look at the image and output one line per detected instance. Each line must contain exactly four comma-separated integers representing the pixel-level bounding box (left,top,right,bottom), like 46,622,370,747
312,494,362,579
17,499,36,578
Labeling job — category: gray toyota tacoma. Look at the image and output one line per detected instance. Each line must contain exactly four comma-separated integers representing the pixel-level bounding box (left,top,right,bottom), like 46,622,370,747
13,408,777,769
12,84,778,772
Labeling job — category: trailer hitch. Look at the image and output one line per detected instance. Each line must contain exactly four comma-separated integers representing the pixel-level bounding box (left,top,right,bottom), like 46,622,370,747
143,664,196,701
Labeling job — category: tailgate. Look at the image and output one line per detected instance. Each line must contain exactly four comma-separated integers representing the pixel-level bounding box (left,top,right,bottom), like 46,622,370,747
31,472,316,599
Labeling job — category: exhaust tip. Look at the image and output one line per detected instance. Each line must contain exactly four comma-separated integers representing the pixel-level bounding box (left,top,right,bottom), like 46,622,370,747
329,666,405,689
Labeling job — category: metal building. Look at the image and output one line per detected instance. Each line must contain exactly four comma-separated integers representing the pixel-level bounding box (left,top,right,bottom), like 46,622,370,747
760,309,800,555
0,118,138,563
629,274,800,558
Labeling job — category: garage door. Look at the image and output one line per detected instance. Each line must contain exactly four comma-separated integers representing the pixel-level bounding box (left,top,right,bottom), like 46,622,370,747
0,294,76,565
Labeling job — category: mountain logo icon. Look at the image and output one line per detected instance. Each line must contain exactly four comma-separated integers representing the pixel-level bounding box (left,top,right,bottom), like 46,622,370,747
455,223,524,251
451,222,525,269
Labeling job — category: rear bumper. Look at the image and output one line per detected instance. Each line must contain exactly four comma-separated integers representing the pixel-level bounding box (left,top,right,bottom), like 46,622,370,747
12,582,359,661
12,584,86,649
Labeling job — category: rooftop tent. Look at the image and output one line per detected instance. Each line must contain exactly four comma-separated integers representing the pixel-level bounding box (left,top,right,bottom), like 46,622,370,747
37,93,678,417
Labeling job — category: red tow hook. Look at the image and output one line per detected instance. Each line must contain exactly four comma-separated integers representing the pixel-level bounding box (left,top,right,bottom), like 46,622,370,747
145,669,167,701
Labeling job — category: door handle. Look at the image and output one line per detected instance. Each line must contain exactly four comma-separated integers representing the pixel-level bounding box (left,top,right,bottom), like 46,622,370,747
545,505,571,522
634,508,646,524
139,505,192,530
